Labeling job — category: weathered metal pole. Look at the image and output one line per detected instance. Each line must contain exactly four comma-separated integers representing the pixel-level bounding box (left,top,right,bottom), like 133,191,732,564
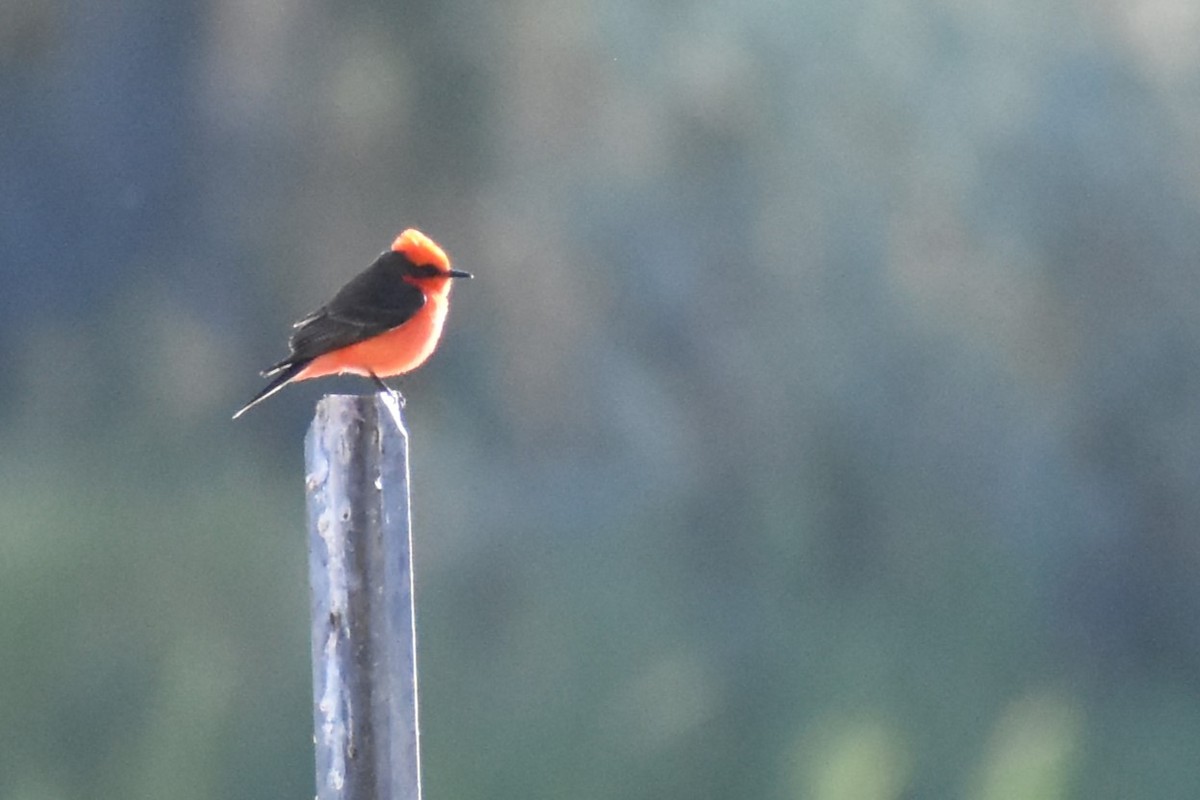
305,394,421,800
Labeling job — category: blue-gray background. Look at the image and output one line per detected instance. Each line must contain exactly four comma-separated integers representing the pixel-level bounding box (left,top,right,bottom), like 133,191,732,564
4,2,1200,798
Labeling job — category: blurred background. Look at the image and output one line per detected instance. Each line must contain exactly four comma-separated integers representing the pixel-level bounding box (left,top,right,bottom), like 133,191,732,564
3,1,1200,798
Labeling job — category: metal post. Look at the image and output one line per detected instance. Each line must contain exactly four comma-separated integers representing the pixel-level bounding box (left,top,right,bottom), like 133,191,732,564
305,394,421,800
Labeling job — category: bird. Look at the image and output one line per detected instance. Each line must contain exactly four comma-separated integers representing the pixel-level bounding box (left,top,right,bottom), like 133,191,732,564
233,228,472,419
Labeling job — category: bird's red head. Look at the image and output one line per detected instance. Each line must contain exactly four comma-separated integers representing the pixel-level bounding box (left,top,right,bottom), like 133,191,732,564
391,228,451,270
391,228,473,290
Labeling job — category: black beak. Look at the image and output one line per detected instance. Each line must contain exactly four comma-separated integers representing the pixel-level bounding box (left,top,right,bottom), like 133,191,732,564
448,269,473,279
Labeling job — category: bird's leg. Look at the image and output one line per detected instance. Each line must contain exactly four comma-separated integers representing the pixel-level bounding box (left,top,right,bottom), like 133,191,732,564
369,371,407,432
368,372,406,408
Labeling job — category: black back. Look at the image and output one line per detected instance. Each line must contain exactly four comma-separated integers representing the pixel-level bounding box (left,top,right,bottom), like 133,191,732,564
286,250,427,363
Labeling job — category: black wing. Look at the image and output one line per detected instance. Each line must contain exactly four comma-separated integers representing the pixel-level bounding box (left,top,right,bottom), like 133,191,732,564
280,251,426,367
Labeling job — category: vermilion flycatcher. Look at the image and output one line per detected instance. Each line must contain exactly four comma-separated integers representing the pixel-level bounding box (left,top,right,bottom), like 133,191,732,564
233,228,471,418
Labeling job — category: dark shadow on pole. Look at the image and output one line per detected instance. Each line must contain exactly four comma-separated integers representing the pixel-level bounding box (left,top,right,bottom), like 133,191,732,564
305,394,421,800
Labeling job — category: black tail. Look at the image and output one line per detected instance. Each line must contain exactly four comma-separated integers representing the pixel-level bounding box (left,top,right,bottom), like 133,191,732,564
232,360,310,419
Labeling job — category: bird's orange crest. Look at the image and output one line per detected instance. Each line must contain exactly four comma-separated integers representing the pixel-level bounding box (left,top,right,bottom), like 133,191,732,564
391,228,450,270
